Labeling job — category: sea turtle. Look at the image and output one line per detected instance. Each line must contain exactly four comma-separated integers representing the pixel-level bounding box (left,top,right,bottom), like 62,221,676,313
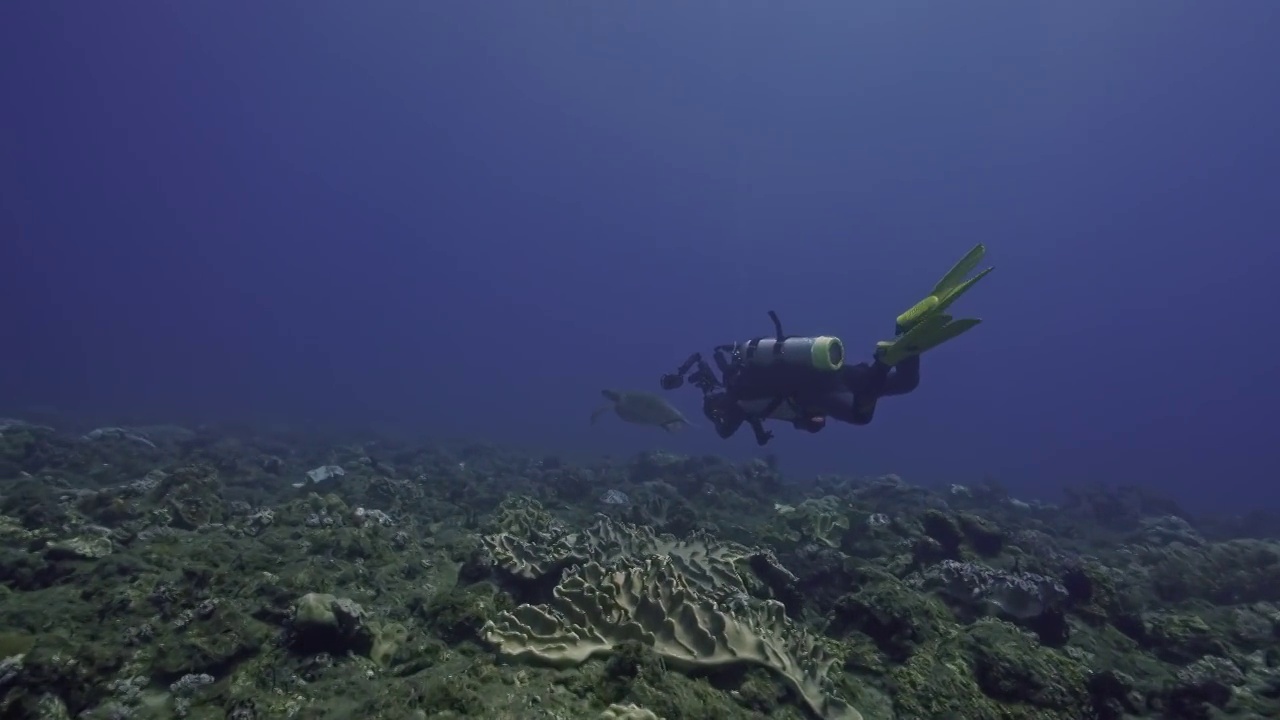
591,389,694,432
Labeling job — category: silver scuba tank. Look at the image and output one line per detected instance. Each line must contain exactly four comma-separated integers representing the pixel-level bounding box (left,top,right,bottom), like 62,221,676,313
737,335,845,372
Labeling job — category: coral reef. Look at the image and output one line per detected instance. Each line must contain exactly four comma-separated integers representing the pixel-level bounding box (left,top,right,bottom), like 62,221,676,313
485,556,858,720
0,419,1276,719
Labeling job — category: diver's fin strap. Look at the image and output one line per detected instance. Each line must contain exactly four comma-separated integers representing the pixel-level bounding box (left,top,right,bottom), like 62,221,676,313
896,243,993,331
876,314,982,366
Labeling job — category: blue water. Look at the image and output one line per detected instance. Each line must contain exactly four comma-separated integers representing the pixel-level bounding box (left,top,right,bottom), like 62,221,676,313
4,2,1278,511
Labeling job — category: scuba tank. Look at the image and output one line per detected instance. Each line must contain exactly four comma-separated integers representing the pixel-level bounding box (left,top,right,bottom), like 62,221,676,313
734,311,845,372
739,334,844,371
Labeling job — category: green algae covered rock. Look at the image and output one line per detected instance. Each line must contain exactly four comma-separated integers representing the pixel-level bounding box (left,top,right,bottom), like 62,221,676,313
766,496,852,550
827,569,952,663
289,592,414,670
889,619,1092,720
44,535,113,561
292,592,375,656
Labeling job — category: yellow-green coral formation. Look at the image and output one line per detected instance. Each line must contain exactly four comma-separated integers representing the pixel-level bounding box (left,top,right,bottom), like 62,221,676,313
479,496,582,579
582,513,798,600
484,556,860,720
480,495,797,602
619,480,697,534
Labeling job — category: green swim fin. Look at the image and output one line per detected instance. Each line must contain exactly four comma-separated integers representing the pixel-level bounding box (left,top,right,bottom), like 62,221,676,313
878,244,993,366
895,243,993,331
875,314,982,366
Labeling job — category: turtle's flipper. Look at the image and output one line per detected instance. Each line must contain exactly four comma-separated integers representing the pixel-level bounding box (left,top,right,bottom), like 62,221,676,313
663,414,697,431
590,405,613,424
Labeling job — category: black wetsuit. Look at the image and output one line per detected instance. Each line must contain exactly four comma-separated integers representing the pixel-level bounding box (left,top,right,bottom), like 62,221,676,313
659,312,923,446
704,354,920,441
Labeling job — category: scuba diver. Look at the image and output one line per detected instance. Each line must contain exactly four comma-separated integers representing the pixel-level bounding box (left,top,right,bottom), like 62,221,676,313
660,244,993,446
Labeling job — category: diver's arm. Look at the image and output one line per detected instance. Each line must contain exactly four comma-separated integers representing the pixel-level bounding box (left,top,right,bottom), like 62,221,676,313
703,393,744,439
661,353,710,391
747,417,774,445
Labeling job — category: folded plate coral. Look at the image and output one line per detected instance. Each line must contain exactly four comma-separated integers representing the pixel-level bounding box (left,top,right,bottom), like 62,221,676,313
484,555,860,720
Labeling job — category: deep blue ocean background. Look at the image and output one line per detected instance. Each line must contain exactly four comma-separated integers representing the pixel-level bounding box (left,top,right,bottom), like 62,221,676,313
3,3,1277,512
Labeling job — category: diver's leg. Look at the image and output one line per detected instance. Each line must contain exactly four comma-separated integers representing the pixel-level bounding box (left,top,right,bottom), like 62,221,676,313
836,353,919,398
838,355,920,423
881,355,920,396
817,362,878,425
838,392,877,425
839,361,887,395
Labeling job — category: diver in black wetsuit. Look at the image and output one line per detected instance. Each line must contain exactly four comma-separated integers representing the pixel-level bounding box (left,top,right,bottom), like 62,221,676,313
659,244,994,446
659,312,920,445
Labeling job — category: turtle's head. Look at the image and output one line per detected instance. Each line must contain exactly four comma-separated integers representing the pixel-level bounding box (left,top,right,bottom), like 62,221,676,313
601,389,622,402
